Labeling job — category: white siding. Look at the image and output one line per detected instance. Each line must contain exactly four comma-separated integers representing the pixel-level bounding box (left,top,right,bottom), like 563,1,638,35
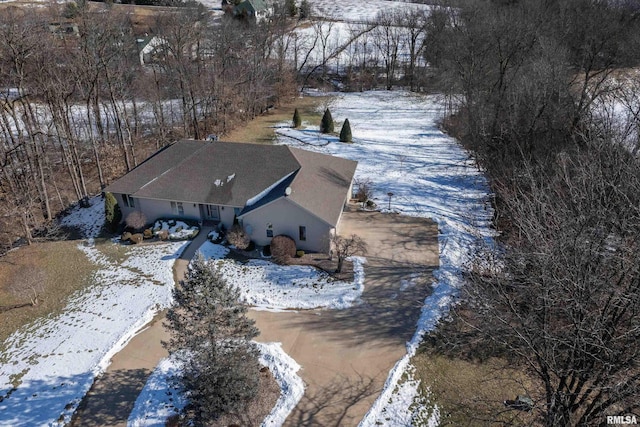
218,206,238,229
112,192,242,227
240,198,332,252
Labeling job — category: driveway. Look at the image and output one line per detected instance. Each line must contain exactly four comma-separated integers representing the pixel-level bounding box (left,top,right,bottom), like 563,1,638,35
250,210,438,425
70,213,437,426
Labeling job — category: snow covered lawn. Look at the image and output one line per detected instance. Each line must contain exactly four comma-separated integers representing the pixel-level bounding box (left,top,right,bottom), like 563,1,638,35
308,0,431,23
276,91,494,425
198,241,365,311
0,197,187,426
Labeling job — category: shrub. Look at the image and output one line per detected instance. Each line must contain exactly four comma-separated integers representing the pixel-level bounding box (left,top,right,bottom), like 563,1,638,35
299,0,310,19
320,108,334,133
125,211,147,231
130,233,144,244
227,225,250,250
339,118,352,143
354,178,373,207
143,228,153,239
285,0,297,17
121,231,132,242
271,235,296,263
296,250,305,257
158,230,169,240
292,108,301,128
105,192,122,233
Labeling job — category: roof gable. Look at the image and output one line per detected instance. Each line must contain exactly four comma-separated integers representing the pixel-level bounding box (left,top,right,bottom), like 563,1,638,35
287,148,358,226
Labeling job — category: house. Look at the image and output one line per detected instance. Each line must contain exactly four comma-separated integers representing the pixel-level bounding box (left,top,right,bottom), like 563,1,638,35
136,35,167,66
232,0,271,22
105,140,358,252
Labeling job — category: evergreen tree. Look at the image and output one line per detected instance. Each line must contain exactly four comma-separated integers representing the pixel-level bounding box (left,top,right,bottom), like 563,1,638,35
299,0,310,19
165,254,260,423
104,192,122,233
285,0,297,17
292,108,301,128
339,118,352,142
320,108,334,133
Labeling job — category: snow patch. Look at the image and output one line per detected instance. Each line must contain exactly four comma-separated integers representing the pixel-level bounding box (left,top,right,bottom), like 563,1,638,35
0,242,186,426
199,241,365,311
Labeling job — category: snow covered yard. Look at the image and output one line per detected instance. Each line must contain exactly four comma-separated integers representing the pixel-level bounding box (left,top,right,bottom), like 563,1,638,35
276,90,494,425
0,198,187,426
308,0,431,23
199,241,365,311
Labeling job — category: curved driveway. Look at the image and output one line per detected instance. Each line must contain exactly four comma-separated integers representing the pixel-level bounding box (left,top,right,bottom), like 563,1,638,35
71,212,438,426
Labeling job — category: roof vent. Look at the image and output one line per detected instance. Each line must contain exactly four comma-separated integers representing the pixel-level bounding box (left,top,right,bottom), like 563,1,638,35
285,187,292,196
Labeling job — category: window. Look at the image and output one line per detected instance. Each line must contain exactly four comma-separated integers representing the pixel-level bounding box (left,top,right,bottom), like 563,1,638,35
121,194,135,208
299,226,306,241
171,201,184,216
266,223,273,238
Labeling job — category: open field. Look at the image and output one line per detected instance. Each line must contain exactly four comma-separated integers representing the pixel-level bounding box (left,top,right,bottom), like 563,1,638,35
412,352,538,426
0,240,97,345
220,95,326,144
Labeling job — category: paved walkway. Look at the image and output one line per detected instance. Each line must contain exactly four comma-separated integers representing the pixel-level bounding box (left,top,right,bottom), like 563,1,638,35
69,225,208,427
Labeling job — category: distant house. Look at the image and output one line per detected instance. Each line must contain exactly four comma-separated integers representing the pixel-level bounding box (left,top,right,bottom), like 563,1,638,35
105,140,357,252
232,0,271,22
136,35,167,66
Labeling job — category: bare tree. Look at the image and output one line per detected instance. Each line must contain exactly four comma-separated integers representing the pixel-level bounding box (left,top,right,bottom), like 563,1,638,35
329,233,367,273
372,10,404,90
454,142,640,426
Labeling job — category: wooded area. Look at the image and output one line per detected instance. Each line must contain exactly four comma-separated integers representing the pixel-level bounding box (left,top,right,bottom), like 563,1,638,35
425,0,640,425
0,1,436,251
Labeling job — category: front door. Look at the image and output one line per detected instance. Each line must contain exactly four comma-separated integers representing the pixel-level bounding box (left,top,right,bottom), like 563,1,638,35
202,204,220,221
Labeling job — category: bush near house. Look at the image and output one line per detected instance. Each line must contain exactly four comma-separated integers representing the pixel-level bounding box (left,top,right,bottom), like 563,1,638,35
125,211,147,231
104,192,122,233
270,235,296,264
227,224,251,250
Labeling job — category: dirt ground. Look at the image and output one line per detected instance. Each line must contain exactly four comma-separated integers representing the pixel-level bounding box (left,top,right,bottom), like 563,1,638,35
249,209,439,425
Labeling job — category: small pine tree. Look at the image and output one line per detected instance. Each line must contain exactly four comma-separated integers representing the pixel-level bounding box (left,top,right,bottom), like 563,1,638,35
340,118,352,142
292,108,301,128
165,254,260,423
299,0,310,19
104,192,122,233
320,108,334,134
285,0,297,17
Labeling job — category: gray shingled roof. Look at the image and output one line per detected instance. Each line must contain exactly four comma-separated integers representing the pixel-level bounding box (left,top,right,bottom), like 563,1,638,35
287,148,358,226
105,141,300,207
105,140,358,227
